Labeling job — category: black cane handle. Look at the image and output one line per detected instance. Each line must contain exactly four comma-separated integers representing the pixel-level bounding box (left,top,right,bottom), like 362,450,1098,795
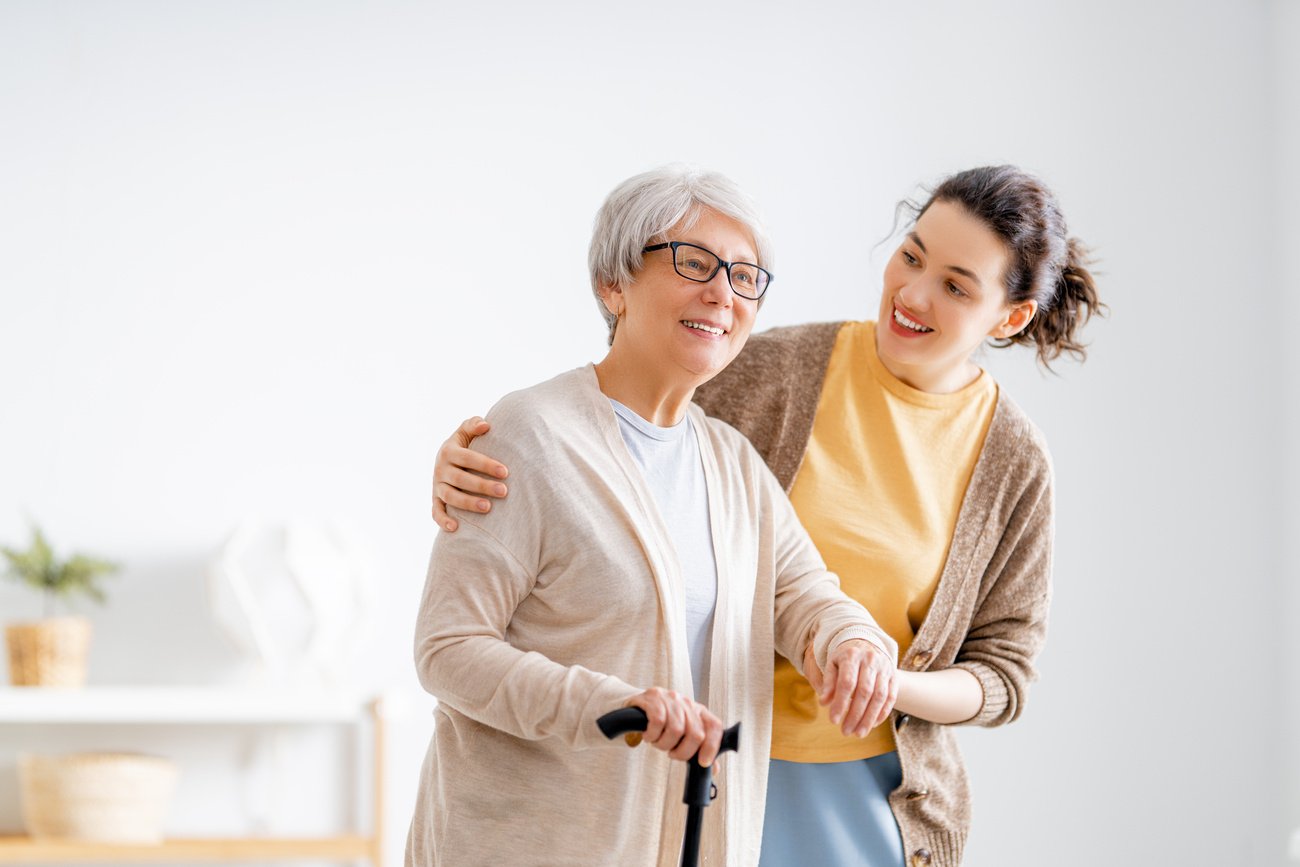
597,707,650,739
597,708,741,757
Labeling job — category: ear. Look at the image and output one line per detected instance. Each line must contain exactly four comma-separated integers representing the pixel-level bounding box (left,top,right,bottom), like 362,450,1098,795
598,281,625,317
991,299,1038,339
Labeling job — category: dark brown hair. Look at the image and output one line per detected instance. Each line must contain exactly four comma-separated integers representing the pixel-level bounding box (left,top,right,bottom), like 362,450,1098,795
911,165,1106,367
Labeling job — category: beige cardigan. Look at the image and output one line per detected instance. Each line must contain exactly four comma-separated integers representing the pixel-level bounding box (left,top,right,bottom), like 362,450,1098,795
695,322,1056,867
407,365,893,867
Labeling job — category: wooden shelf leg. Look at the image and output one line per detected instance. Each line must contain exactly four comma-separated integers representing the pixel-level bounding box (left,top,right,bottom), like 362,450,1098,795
370,698,386,867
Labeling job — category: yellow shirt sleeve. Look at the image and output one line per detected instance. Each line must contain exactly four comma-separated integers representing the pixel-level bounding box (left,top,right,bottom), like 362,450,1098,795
771,320,998,763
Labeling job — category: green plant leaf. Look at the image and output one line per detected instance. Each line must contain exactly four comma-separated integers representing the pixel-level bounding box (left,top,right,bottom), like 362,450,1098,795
1,526,118,604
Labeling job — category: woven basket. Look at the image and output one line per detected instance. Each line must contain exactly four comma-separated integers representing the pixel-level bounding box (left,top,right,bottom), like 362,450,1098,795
4,617,92,687
18,753,178,843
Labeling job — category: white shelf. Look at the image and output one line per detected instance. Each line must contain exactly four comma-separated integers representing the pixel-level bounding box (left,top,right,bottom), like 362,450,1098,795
0,689,390,863
0,687,373,724
0,835,375,863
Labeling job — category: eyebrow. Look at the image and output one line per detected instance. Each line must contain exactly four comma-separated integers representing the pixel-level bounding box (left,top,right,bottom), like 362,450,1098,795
907,232,983,288
681,239,758,264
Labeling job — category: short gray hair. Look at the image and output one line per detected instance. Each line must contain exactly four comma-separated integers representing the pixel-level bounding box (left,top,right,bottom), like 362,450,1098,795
588,164,773,344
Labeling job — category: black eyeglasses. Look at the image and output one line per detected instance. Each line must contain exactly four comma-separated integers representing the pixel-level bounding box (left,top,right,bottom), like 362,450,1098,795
642,242,772,301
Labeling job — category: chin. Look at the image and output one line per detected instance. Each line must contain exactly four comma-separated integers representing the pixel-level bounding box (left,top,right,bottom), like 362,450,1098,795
677,353,730,382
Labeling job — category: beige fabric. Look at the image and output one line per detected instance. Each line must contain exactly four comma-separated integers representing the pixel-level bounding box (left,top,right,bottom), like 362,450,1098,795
696,322,1055,867
407,364,894,867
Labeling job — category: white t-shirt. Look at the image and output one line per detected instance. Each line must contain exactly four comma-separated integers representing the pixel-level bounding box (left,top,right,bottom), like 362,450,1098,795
609,399,719,700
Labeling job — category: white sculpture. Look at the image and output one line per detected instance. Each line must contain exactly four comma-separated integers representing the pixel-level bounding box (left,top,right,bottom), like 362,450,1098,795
207,520,371,684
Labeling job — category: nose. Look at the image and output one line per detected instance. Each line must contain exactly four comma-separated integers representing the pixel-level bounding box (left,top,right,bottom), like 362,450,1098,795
896,276,930,311
700,267,733,306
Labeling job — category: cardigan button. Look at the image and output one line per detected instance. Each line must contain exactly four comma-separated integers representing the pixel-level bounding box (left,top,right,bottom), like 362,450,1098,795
911,849,932,866
906,789,929,801
910,650,933,670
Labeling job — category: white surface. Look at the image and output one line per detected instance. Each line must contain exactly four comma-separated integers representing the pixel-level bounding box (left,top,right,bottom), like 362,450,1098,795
1278,0,1300,856
0,2,1292,865
0,687,375,724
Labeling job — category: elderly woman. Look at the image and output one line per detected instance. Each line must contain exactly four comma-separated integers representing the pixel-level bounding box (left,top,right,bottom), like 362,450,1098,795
405,166,896,867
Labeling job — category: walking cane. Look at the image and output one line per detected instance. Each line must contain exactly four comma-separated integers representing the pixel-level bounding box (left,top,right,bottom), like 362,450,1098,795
597,707,741,867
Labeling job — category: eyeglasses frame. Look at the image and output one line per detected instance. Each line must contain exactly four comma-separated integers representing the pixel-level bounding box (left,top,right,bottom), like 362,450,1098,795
641,241,772,301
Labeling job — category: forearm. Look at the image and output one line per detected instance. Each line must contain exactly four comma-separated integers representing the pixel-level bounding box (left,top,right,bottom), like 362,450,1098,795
769,483,896,673
416,524,641,749
774,567,895,675
894,667,984,724
416,633,640,748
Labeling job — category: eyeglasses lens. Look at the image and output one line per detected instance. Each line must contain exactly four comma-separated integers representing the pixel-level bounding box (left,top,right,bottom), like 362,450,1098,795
728,264,767,299
673,246,720,281
671,243,768,300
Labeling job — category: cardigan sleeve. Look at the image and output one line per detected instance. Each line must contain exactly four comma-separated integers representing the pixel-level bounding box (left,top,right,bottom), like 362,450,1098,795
949,457,1054,728
413,522,642,750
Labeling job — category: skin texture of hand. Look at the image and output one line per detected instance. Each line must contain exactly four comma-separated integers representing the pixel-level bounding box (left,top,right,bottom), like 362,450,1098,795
433,416,511,531
806,642,985,727
624,687,726,767
805,638,899,737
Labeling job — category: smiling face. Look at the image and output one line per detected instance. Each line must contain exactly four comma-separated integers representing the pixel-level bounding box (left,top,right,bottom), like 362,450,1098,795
876,199,1037,393
599,207,759,388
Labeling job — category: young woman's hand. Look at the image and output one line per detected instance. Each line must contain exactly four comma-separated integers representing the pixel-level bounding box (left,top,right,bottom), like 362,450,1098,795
806,639,899,737
433,416,512,531
625,687,726,767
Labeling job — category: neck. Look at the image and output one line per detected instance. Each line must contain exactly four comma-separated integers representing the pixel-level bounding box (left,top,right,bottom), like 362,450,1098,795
594,347,699,427
873,329,982,394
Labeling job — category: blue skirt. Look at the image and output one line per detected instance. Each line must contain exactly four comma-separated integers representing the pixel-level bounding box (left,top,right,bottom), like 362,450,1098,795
759,753,905,867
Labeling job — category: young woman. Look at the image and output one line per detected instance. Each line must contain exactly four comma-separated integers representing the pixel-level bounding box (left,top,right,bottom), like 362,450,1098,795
433,165,1104,867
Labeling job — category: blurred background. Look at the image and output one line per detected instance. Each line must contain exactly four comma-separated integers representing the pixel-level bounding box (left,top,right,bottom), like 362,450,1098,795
0,1,1295,865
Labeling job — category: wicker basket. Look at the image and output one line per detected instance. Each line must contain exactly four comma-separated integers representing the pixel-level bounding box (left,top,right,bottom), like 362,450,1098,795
18,752,178,843
5,617,92,687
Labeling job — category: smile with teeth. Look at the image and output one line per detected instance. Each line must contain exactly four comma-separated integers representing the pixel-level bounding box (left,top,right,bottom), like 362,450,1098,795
682,320,726,336
893,307,933,333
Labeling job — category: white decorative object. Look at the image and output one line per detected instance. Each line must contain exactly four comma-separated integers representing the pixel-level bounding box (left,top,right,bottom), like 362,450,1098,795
207,520,371,683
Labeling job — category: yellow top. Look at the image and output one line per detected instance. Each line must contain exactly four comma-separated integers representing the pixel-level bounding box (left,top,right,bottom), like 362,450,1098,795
770,320,999,762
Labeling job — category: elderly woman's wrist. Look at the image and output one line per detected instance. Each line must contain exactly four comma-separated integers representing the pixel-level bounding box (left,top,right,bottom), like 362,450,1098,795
823,627,896,665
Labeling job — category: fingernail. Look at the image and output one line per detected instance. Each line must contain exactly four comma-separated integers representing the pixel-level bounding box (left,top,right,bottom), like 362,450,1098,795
493,484,507,496
495,466,508,478
477,500,490,512
445,521,456,531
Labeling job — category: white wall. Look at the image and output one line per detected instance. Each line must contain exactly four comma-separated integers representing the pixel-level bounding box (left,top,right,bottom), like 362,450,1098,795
0,2,1290,865
1276,0,1300,861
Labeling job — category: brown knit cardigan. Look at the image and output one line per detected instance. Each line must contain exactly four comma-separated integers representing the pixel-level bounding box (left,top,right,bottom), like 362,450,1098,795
694,322,1055,867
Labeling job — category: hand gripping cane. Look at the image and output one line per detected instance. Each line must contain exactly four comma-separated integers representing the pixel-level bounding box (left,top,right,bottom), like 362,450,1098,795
597,707,741,867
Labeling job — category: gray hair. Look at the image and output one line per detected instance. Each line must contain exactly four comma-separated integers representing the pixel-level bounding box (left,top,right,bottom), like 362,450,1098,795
588,164,774,344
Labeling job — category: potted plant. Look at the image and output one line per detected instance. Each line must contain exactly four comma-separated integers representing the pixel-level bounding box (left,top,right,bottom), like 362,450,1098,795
2,526,118,687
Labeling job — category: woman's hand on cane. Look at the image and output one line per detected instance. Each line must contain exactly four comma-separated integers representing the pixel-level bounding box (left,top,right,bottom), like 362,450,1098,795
625,687,726,767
